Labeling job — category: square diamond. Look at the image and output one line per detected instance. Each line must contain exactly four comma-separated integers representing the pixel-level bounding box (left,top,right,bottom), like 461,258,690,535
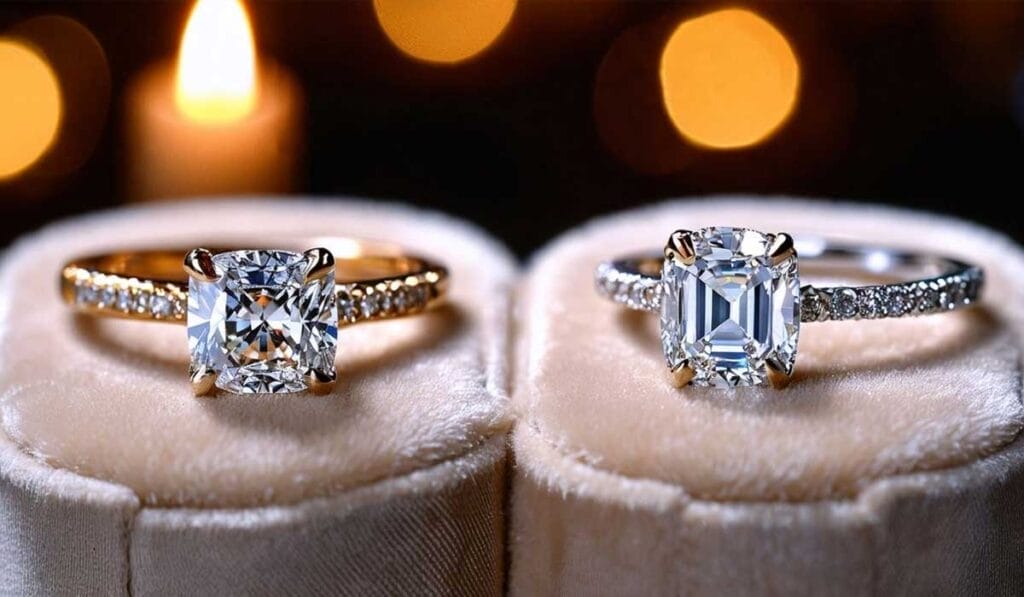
660,227,800,387
187,250,338,394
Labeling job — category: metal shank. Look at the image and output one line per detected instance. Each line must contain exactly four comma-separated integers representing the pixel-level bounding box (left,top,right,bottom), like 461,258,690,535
595,241,983,322
61,243,449,326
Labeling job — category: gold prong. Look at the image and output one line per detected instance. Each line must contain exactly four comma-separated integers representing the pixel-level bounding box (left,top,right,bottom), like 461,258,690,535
665,230,696,266
768,233,796,265
669,363,696,388
306,369,336,395
190,366,217,396
766,361,791,389
303,248,335,282
183,248,219,282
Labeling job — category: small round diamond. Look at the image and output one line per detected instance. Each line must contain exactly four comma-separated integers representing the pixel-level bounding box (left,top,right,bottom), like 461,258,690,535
97,286,116,308
151,294,172,317
136,291,151,312
800,288,826,321
75,283,97,305
338,290,356,320
886,287,911,316
360,292,379,318
857,287,885,319
116,288,134,312
917,286,939,313
393,287,409,311
950,280,967,306
831,288,858,320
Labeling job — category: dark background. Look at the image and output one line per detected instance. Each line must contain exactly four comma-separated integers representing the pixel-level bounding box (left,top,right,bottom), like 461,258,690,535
2,1,1023,256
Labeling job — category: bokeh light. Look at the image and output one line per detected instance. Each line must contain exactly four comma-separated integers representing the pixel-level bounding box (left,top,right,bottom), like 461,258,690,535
0,39,62,180
593,22,694,175
11,16,111,177
176,0,258,123
660,9,799,150
373,0,517,65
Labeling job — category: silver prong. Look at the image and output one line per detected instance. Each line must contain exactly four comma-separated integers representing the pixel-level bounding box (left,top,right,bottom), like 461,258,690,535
190,365,217,396
303,248,335,282
768,233,796,265
669,363,696,388
766,361,792,389
183,248,219,282
665,230,696,266
306,368,336,395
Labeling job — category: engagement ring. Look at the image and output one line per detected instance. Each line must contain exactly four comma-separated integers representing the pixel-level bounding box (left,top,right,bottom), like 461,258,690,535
62,243,448,396
596,227,983,388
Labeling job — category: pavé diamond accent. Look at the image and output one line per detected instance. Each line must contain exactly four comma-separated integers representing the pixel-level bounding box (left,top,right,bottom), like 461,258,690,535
187,250,338,394
659,227,800,387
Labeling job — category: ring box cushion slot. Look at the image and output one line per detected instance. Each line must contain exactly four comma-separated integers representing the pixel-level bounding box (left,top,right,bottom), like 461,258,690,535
0,198,514,594
509,197,1024,595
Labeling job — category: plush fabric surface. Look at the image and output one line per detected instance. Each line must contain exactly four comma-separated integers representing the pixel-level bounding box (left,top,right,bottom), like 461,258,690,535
516,198,1024,501
509,198,1024,595
0,199,514,508
510,423,1024,596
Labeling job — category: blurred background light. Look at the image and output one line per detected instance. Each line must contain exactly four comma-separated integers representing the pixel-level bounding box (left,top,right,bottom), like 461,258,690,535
593,21,693,175
659,8,799,150
373,0,517,65
9,16,111,179
0,38,62,180
176,0,258,123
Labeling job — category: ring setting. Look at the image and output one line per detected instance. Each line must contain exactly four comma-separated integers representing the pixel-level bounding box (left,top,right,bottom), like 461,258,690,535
62,243,448,396
596,226,984,389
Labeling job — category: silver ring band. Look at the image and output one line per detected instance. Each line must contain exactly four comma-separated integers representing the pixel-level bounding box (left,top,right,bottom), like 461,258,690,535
596,240,983,322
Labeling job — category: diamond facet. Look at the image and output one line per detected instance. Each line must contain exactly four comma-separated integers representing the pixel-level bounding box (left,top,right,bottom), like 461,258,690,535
187,249,338,394
659,227,800,388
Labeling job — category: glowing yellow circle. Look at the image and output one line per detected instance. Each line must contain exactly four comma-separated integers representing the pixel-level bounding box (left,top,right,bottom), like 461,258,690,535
660,9,799,149
0,39,62,179
373,0,517,64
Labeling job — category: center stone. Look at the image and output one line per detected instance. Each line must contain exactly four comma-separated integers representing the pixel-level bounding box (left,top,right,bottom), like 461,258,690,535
187,249,338,394
660,227,800,387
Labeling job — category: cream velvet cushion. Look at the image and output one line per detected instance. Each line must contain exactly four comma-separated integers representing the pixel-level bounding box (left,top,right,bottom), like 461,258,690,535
1,199,512,508
517,198,1022,500
0,199,513,594
510,198,1024,595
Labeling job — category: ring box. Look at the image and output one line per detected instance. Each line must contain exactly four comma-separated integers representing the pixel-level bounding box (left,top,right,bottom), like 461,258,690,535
2,197,1022,594
0,199,513,594
509,198,1024,595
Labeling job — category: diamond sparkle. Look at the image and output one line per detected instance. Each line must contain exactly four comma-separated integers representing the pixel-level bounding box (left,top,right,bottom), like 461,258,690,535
659,227,800,387
187,249,338,394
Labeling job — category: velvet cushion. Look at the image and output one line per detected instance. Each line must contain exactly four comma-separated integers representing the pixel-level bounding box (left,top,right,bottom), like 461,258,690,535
0,199,513,594
510,198,1024,595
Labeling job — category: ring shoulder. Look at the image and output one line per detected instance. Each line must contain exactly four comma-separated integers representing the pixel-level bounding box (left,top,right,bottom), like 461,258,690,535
336,266,448,326
61,265,187,323
595,261,661,311
800,266,984,323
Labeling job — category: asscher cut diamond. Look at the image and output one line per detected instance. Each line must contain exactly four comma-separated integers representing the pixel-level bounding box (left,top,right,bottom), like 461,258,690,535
660,227,800,387
187,250,338,394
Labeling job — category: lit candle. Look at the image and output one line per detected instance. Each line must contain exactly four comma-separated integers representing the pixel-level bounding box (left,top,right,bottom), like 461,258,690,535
126,0,302,202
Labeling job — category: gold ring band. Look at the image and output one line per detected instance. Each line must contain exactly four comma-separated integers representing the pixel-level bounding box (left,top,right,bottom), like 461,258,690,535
60,240,449,395
61,245,448,326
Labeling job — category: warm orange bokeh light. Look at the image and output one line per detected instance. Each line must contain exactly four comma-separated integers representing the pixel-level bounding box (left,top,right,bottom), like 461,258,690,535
373,0,516,64
0,39,62,180
176,0,258,123
660,9,799,149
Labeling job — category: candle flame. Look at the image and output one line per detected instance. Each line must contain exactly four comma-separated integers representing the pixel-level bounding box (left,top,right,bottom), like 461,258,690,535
176,0,257,123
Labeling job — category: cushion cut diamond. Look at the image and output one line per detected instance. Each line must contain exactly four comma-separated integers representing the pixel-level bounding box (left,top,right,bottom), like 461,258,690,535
187,250,338,394
660,227,800,387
